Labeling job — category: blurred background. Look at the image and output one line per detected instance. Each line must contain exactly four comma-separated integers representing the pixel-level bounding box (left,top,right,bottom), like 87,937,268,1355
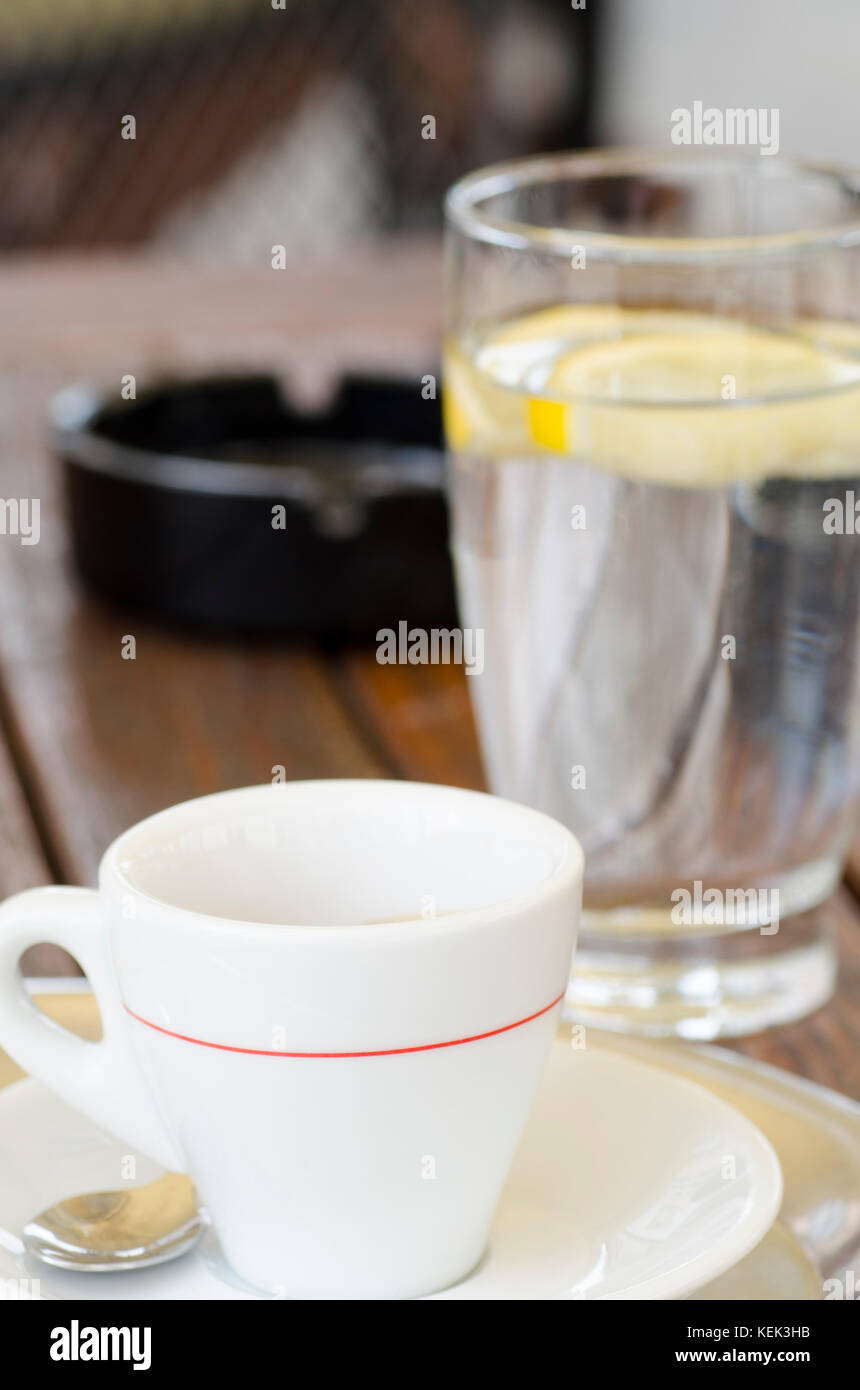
0,0,858,260
0,0,857,1104
0,0,597,258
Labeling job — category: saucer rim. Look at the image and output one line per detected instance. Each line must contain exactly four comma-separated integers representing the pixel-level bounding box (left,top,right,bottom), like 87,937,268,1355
0,1037,784,1301
548,1045,783,1300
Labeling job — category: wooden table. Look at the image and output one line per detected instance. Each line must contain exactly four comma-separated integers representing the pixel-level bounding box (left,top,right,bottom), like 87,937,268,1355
0,246,858,1103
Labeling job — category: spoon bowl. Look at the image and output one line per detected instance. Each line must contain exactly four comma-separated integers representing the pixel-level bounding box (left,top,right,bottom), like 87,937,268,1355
23,1174,203,1272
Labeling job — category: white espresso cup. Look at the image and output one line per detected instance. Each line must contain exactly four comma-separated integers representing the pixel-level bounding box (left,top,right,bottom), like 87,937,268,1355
0,780,582,1299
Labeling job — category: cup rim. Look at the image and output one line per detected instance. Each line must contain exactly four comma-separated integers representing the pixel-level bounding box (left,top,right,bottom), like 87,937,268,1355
445,147,860,262
101,780,583,940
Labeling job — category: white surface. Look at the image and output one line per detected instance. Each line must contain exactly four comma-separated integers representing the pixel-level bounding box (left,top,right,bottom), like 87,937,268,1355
0,1035,782,1301
599,0,860,165
0,781,582,1299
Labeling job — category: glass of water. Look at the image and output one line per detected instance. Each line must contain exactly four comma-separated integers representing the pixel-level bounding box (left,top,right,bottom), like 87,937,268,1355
443,150,860,1039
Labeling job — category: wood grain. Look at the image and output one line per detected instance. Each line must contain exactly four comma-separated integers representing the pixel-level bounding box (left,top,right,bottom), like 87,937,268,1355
0,246,440,886
331,651,485,790
335,655,860,1102
0,697,70,974
0,250,856,1102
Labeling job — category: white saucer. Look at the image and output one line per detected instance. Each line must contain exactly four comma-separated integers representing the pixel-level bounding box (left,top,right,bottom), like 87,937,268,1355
0,1036,781,1300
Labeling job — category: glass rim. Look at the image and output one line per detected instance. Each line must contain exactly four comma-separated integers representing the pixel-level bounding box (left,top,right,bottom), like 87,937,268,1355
445,148,860,263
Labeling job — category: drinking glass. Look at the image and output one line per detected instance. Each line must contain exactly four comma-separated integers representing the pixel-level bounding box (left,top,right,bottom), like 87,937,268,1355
443,150,860,1038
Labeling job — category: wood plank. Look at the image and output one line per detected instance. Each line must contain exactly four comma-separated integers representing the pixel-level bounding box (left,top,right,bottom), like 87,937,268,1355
722,892,860,1099
0,244,442,384
0,703,72,974
4,614,385,889
0,718,51,899
1,249,858,1100
340,659,860,1102
331,651,485,790
0,251,439,888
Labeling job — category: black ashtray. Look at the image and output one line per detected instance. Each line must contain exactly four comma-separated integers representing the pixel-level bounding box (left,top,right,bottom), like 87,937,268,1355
52,373,457,640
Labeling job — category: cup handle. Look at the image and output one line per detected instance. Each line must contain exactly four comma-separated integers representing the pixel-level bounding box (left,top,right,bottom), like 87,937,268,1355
0,886,186,1173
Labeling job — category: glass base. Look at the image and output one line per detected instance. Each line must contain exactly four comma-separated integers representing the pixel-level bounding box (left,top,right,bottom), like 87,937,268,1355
566,904,837,1040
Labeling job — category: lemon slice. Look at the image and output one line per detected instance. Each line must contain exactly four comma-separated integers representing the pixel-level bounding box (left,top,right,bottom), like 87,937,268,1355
484,302,731,348
442,341,526,453
443,306,860,486
543,323,860,484
545,327,857,402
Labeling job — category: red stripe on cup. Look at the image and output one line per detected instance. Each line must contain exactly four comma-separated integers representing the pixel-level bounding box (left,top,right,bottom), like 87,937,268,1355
123,990,566,1058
